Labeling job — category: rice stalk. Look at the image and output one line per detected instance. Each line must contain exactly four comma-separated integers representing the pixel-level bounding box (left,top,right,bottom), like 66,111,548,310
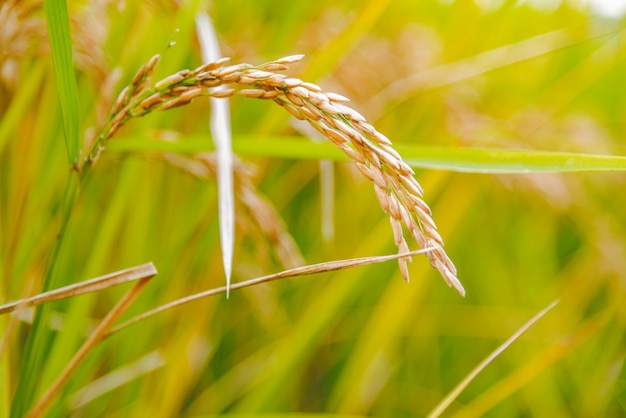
107,247,438,337
88,54,464,295
0,263,157,315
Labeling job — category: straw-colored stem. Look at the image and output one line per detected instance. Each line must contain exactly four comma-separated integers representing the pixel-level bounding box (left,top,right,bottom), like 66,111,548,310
0,263,157,315
107,248,435,337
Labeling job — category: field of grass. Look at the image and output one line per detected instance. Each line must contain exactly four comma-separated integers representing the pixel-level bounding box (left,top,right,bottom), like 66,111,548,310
1,0,625,417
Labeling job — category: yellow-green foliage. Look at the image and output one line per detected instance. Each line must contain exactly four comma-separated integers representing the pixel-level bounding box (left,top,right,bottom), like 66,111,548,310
1,1,625,417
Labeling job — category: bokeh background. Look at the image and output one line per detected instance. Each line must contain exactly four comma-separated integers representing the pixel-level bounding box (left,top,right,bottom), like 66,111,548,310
1,0,625,416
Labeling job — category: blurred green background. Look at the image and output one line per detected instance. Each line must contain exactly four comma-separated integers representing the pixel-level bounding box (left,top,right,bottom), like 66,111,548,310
1,0,625,416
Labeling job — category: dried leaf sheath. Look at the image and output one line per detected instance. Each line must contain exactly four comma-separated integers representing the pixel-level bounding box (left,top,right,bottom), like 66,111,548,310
90,54,465,296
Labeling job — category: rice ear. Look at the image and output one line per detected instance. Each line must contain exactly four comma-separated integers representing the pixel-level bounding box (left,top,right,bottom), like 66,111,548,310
92,53,463,295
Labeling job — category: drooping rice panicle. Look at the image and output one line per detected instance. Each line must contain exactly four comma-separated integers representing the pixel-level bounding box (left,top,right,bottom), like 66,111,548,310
90,54,464,295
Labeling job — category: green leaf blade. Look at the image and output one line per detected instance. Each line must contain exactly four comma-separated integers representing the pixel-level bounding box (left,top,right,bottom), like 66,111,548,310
44,0,80,166
396,145,626,173
108,135,626,174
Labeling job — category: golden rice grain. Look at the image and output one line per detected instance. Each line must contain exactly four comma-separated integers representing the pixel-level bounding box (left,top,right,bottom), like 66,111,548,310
177,87,203,102
246,70,273,80
302,100,325,119
264,74,288,87
281,102,306,120
220,72,242,82
325,92,350,102
159,96,192,110
319,101,342,115
284,77,303,88
300,82,322,92
131,63,148,86
285,92,305,106
261,90,281,100
260,63,289,72
154,73,186,90
138,92,163,110
239,89,266,98
299,106,320,121
275,54,305,64
323,127,350,146
289,86,311,99
111,86,129,115
238,76,257,85
194,57,230,73
211,88,236,98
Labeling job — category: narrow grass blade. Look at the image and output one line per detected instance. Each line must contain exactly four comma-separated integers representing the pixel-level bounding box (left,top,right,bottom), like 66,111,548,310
44,0,81,166
451,309,611,418
426,299,560,418
0,263,157,315
69,351,165,410
107,248,437,337
394,145,626,173
195,12,235,298
109,135,626,174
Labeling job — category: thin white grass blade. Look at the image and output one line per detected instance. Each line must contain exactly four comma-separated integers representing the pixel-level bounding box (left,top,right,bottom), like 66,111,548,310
195,12,235,298
426,299,560,418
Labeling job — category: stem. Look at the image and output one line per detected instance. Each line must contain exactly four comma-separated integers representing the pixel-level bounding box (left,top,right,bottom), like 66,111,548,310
108,248,436,337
